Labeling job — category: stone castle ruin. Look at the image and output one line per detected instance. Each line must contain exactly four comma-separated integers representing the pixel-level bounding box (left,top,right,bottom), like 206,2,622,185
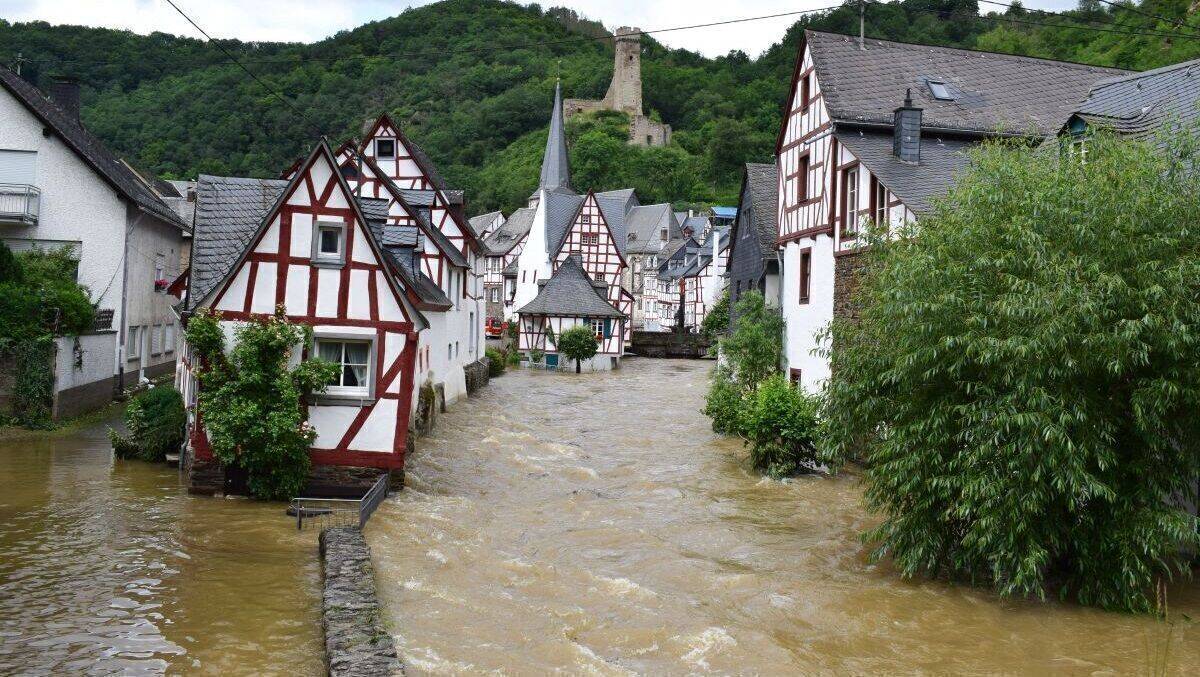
564,27,672,147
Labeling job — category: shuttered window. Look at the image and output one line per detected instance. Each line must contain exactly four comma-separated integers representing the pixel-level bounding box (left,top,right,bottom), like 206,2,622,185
0,150,36,185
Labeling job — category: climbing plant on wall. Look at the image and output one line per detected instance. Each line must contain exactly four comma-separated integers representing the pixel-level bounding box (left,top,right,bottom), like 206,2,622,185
185,307,338,500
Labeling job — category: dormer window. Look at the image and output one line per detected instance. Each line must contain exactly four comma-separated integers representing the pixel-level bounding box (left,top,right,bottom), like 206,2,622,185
375,138,396,159
660,227,668,242
927,81,954,101
313,221,346,266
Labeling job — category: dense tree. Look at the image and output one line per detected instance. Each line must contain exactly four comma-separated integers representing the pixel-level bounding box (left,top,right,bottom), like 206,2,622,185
821,130,1200,612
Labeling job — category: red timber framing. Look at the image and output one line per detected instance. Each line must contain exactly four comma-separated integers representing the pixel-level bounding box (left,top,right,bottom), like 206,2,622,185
552,191,632,341
191,140,420,471
356,113,481,259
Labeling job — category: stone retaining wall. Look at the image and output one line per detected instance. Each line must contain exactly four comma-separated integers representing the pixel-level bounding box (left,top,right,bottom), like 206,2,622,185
629,330,712,358
463,356,490,395
319,527,403,676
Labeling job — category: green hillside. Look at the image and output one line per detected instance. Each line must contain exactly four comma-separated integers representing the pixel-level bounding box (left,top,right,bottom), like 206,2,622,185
2,0,1199,214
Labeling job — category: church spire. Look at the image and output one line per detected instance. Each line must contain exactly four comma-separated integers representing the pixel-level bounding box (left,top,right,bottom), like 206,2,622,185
538,80,572,194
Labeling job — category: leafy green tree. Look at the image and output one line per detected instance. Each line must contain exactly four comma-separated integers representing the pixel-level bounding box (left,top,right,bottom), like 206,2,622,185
822,130,1200,612
109,386,186,462
700,288,731,345
720,291,783,392
186,307,339,500
743,374,822,477
556,324,598,373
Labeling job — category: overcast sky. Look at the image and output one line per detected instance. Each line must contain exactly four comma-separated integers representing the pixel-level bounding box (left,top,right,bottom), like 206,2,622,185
0,0,1081,58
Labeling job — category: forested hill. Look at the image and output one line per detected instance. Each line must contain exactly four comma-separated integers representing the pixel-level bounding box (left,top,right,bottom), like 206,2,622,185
2,0,1199,214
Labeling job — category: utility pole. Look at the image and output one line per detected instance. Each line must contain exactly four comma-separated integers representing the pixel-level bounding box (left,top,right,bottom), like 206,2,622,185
13,52,28,75
859,0,866,51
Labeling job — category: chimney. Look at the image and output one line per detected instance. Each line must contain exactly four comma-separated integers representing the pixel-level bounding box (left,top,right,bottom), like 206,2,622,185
48,75,81,121
893,89,922,164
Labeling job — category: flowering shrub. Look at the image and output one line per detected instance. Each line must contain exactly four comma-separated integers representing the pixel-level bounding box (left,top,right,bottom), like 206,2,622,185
186,307,338,500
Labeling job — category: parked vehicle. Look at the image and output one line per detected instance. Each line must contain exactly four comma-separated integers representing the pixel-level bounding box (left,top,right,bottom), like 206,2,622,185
485,317,506,337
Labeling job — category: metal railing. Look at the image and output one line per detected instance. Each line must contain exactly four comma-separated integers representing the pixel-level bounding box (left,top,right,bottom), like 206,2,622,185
0,184,40,225
288,473,389,531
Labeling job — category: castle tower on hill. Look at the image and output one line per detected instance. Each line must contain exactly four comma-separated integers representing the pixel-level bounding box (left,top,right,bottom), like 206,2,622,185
564,27,672,147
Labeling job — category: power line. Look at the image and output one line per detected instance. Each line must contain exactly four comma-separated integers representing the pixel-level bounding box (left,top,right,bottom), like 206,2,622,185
10,5,846,69
161,0,326,138
1089,0,1200,37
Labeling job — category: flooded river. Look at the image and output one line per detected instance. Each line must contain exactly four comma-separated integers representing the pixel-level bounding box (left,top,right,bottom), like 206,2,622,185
0,418,322,675
371,358,1200,675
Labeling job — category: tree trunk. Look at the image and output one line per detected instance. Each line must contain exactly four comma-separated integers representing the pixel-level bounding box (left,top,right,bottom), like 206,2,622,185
575,359,581,374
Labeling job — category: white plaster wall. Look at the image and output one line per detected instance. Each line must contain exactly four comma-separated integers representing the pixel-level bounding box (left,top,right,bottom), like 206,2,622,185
54,332,117,391
781,236,834,393
123,204,186,378
511,190,554,313
0,90,128,374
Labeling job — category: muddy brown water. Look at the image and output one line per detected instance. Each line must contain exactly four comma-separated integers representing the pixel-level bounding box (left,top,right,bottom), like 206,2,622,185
0,420,323,675
370,358,1200,675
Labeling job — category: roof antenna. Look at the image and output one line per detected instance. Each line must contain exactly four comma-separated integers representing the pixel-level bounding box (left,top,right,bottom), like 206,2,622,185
859,0,865,51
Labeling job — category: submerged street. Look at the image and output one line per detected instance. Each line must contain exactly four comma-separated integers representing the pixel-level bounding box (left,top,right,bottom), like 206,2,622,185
371,358,1200,675
0,359,1196,674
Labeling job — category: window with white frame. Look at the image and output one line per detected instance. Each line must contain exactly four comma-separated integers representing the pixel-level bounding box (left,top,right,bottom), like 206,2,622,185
126,326,140,361
164,324,175,354
590,318,604,338
375,138,396,159
843,167,859,237
150,323,162,356
313,222,346,265
316,339,372,398
489,287,500,303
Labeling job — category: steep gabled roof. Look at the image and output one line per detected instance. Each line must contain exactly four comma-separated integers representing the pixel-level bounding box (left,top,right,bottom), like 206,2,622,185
733,162,778,260
358,154,469,269
0,67,187,230
1066,57,1200,141
835,130,974,216
517,254,623,318
469,210,504,234
379,247,452,310
801,30,1125,138
483,207,534,256
538,82,573,194
543,190,586,257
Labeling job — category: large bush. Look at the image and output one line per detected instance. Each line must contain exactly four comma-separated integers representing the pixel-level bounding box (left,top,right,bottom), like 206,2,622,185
744,374,822,478
485,346,506,377
703,367,745,436
109,386,186,461
186,308,338,500
822,130,1200,612
719,291,783,392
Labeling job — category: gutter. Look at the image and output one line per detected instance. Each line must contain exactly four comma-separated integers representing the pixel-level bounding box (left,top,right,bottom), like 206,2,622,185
832,118,1041,140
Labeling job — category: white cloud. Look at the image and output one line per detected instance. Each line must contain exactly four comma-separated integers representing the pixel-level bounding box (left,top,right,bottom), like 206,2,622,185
0,0,1083,57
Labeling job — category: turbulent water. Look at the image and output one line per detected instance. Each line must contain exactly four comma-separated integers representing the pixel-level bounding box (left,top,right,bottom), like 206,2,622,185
370,358,1200,675
0,421,323,675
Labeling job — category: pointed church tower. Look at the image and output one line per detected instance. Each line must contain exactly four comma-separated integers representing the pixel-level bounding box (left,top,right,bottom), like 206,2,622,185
529,81,573,207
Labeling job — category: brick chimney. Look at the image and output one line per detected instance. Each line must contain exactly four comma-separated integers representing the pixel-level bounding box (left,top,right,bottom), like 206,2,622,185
48,75,81,121
893,89,922,164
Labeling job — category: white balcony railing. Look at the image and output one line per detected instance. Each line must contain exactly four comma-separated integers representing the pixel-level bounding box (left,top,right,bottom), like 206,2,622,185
0,184,40,226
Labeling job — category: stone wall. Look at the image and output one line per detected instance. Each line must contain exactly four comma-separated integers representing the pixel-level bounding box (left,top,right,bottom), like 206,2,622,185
463,357,490,395
319,528,403,677
563,26,671,148
833,250,870,323
629,330,712,358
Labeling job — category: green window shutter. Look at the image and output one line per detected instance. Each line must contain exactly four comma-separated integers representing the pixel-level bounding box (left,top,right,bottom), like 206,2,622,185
603,319,612,338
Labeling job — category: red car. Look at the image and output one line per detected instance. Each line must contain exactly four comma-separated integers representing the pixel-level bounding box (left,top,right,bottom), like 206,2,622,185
485,317,507,338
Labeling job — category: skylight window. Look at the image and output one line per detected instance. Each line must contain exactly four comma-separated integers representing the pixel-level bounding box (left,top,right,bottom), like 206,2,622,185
928,81,954,101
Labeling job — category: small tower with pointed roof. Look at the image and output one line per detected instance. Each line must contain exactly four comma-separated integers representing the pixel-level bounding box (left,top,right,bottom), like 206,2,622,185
530,81,574,208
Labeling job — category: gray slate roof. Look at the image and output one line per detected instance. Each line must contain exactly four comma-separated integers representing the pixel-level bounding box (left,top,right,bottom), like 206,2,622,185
483,207,535,256
358,197,390,223
538,82,572,194
624,203,676,255
544,190,586,257
737,162,778,260
835,130,974,216
518,254,623,318
0,67,188,230
681,215,710,237
189,174,289,308
380,247,451,308
1067,58,1200,141
806,30,1126,136
469,210,503,236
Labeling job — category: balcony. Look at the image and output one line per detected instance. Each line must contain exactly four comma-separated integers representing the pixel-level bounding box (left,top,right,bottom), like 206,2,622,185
0,184,40,226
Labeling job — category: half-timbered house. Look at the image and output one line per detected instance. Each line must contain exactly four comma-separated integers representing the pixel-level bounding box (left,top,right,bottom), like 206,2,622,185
480,206,534,322
179,140,426,495
517,254,625,371
775,31,1123,391
728,162,780,328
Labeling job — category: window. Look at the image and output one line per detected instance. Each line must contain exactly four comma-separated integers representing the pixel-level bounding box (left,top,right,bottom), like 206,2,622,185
489,287,500,303
150,323,162,356
660,227,668,242
375,138,396,159
164,324,175,354
927,81,954,101
800,74,811,110
582,233,599,246
447,343,452,361
634,273,642,289
843,168,859,237
313,222,346,265
487,257,501,272
872,177,888,226
797,155,810,202
455,341,460,358
590,318,605,338
316,339,372,398
799,249,811,305
126,326,140,361
790,368,802,386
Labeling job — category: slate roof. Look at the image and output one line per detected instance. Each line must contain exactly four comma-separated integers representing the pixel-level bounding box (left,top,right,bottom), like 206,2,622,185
738,162,779,260
517,254,623,318
805,30,1126,136
0,67,188,230
1066,57,1200,141
835,130,974,216
544,190,586,256
538,82,572,195
502,257,519,276
358,197,390,223
624,203,676,255
380,247,451,309
483,206,534,256
189,174,289,308
681,215,710,237
469,210,503,236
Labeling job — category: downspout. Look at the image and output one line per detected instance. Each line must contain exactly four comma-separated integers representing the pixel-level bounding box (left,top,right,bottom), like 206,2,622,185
115,206,137,397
